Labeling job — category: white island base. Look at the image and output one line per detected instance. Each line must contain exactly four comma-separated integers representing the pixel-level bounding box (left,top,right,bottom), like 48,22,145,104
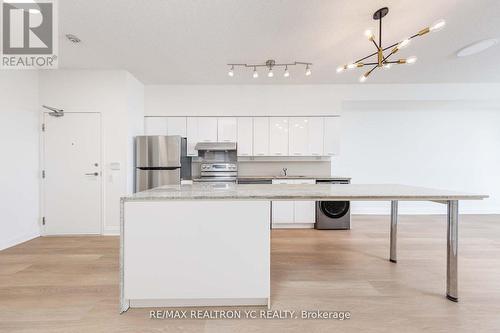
121,200,271,311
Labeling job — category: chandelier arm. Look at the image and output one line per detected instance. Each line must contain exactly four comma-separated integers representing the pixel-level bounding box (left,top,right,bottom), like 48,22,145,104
371,38,380,50
367,65,378,76
354,51,379,64
381,51,396,64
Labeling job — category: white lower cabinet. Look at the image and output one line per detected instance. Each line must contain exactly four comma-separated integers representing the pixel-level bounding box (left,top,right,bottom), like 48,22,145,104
272,179,316,228
293,179,316,223
271,179,295,223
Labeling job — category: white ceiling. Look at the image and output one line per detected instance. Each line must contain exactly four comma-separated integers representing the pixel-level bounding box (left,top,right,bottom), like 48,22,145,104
59,0,500,84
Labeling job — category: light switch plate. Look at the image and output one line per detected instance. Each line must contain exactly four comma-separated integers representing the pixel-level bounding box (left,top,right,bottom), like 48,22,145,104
110,162,121,170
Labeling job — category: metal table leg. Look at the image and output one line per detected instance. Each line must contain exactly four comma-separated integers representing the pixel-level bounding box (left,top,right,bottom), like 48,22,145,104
390,200,398,263
447,200,459,302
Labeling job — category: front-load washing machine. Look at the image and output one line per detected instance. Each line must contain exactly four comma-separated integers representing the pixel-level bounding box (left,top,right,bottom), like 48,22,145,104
315,179,351,230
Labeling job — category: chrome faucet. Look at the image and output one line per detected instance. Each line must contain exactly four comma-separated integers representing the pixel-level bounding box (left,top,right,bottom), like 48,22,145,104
282,168,288,177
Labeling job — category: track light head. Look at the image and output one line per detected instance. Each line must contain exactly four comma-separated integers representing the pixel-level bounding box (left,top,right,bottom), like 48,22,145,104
253,67,259,78
283,66,290,77
305,64,312,76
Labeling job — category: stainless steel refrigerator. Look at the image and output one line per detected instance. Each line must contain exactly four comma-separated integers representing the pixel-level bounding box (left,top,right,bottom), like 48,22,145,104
135,135,191,192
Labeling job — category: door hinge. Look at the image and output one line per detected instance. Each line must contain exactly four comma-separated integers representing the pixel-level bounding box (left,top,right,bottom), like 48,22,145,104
42,123,45,131
42,170,45,179
42,217,46,225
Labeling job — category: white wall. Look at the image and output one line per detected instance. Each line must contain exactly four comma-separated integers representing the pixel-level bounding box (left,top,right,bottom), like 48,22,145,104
126,72,145,194
39,70,144,234
145,84,500,214
0,71,40,250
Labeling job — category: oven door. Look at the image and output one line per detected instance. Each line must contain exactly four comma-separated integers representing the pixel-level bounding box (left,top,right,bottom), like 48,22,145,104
193,177,237,183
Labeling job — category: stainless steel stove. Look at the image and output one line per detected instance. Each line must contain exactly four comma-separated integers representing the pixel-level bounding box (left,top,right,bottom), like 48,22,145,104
192,142,238,184
195,162,238,183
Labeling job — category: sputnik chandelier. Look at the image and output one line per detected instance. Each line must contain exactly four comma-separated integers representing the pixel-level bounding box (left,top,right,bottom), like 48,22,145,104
227,59,312,78
337,7,445,82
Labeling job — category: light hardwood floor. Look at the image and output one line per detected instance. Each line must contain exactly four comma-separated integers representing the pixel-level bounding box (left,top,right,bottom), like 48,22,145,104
1,215,499,332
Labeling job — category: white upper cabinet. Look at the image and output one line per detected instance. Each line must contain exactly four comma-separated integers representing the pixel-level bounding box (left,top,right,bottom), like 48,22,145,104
144,117,168,135
217,117,237,142
166,117,187,137
146,116,339,157
308,117,324,156
288,117,308,156
237,117,253,156
323,117,340,156
253,117,269,156
197,117,218,143
269,117,289,156
186,117,199,156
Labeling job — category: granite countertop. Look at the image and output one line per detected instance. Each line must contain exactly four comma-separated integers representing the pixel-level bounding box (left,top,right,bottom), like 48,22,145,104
237,175,351,180
122,183,487,202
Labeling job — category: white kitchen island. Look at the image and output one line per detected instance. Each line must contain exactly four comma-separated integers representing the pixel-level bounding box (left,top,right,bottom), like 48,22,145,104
120,183,487,313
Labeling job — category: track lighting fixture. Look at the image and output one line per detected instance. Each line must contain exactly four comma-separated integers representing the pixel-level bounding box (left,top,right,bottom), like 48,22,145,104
227,59,312,78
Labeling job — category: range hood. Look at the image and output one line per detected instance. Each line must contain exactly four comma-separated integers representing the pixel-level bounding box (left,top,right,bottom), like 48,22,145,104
194,142,237,151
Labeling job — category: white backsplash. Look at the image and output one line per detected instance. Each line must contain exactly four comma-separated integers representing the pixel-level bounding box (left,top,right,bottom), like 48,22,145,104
237,160,331,177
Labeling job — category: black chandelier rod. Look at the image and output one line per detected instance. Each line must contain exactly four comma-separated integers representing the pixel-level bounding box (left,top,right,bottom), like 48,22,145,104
379,13,382,48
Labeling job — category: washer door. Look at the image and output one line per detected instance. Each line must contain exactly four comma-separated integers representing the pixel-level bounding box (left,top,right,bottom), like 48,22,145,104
320,201,350,219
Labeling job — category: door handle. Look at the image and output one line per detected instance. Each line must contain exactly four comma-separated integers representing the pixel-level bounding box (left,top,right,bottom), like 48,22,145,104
85,172,99,176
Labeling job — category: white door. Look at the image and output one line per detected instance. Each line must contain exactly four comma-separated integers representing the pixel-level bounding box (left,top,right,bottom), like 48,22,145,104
43,112,102,234
324,117,340,156
289,117,308,156
167,117,187,137
253,117,269,156
308,117,324,156
237,117,253,156
217,117,237,142
197,117,218,142
269,117,289,156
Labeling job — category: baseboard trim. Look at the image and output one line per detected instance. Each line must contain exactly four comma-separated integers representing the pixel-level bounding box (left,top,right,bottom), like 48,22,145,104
0,230,40,251
129,298,269,308
102,226,120,236
272,223,315,229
